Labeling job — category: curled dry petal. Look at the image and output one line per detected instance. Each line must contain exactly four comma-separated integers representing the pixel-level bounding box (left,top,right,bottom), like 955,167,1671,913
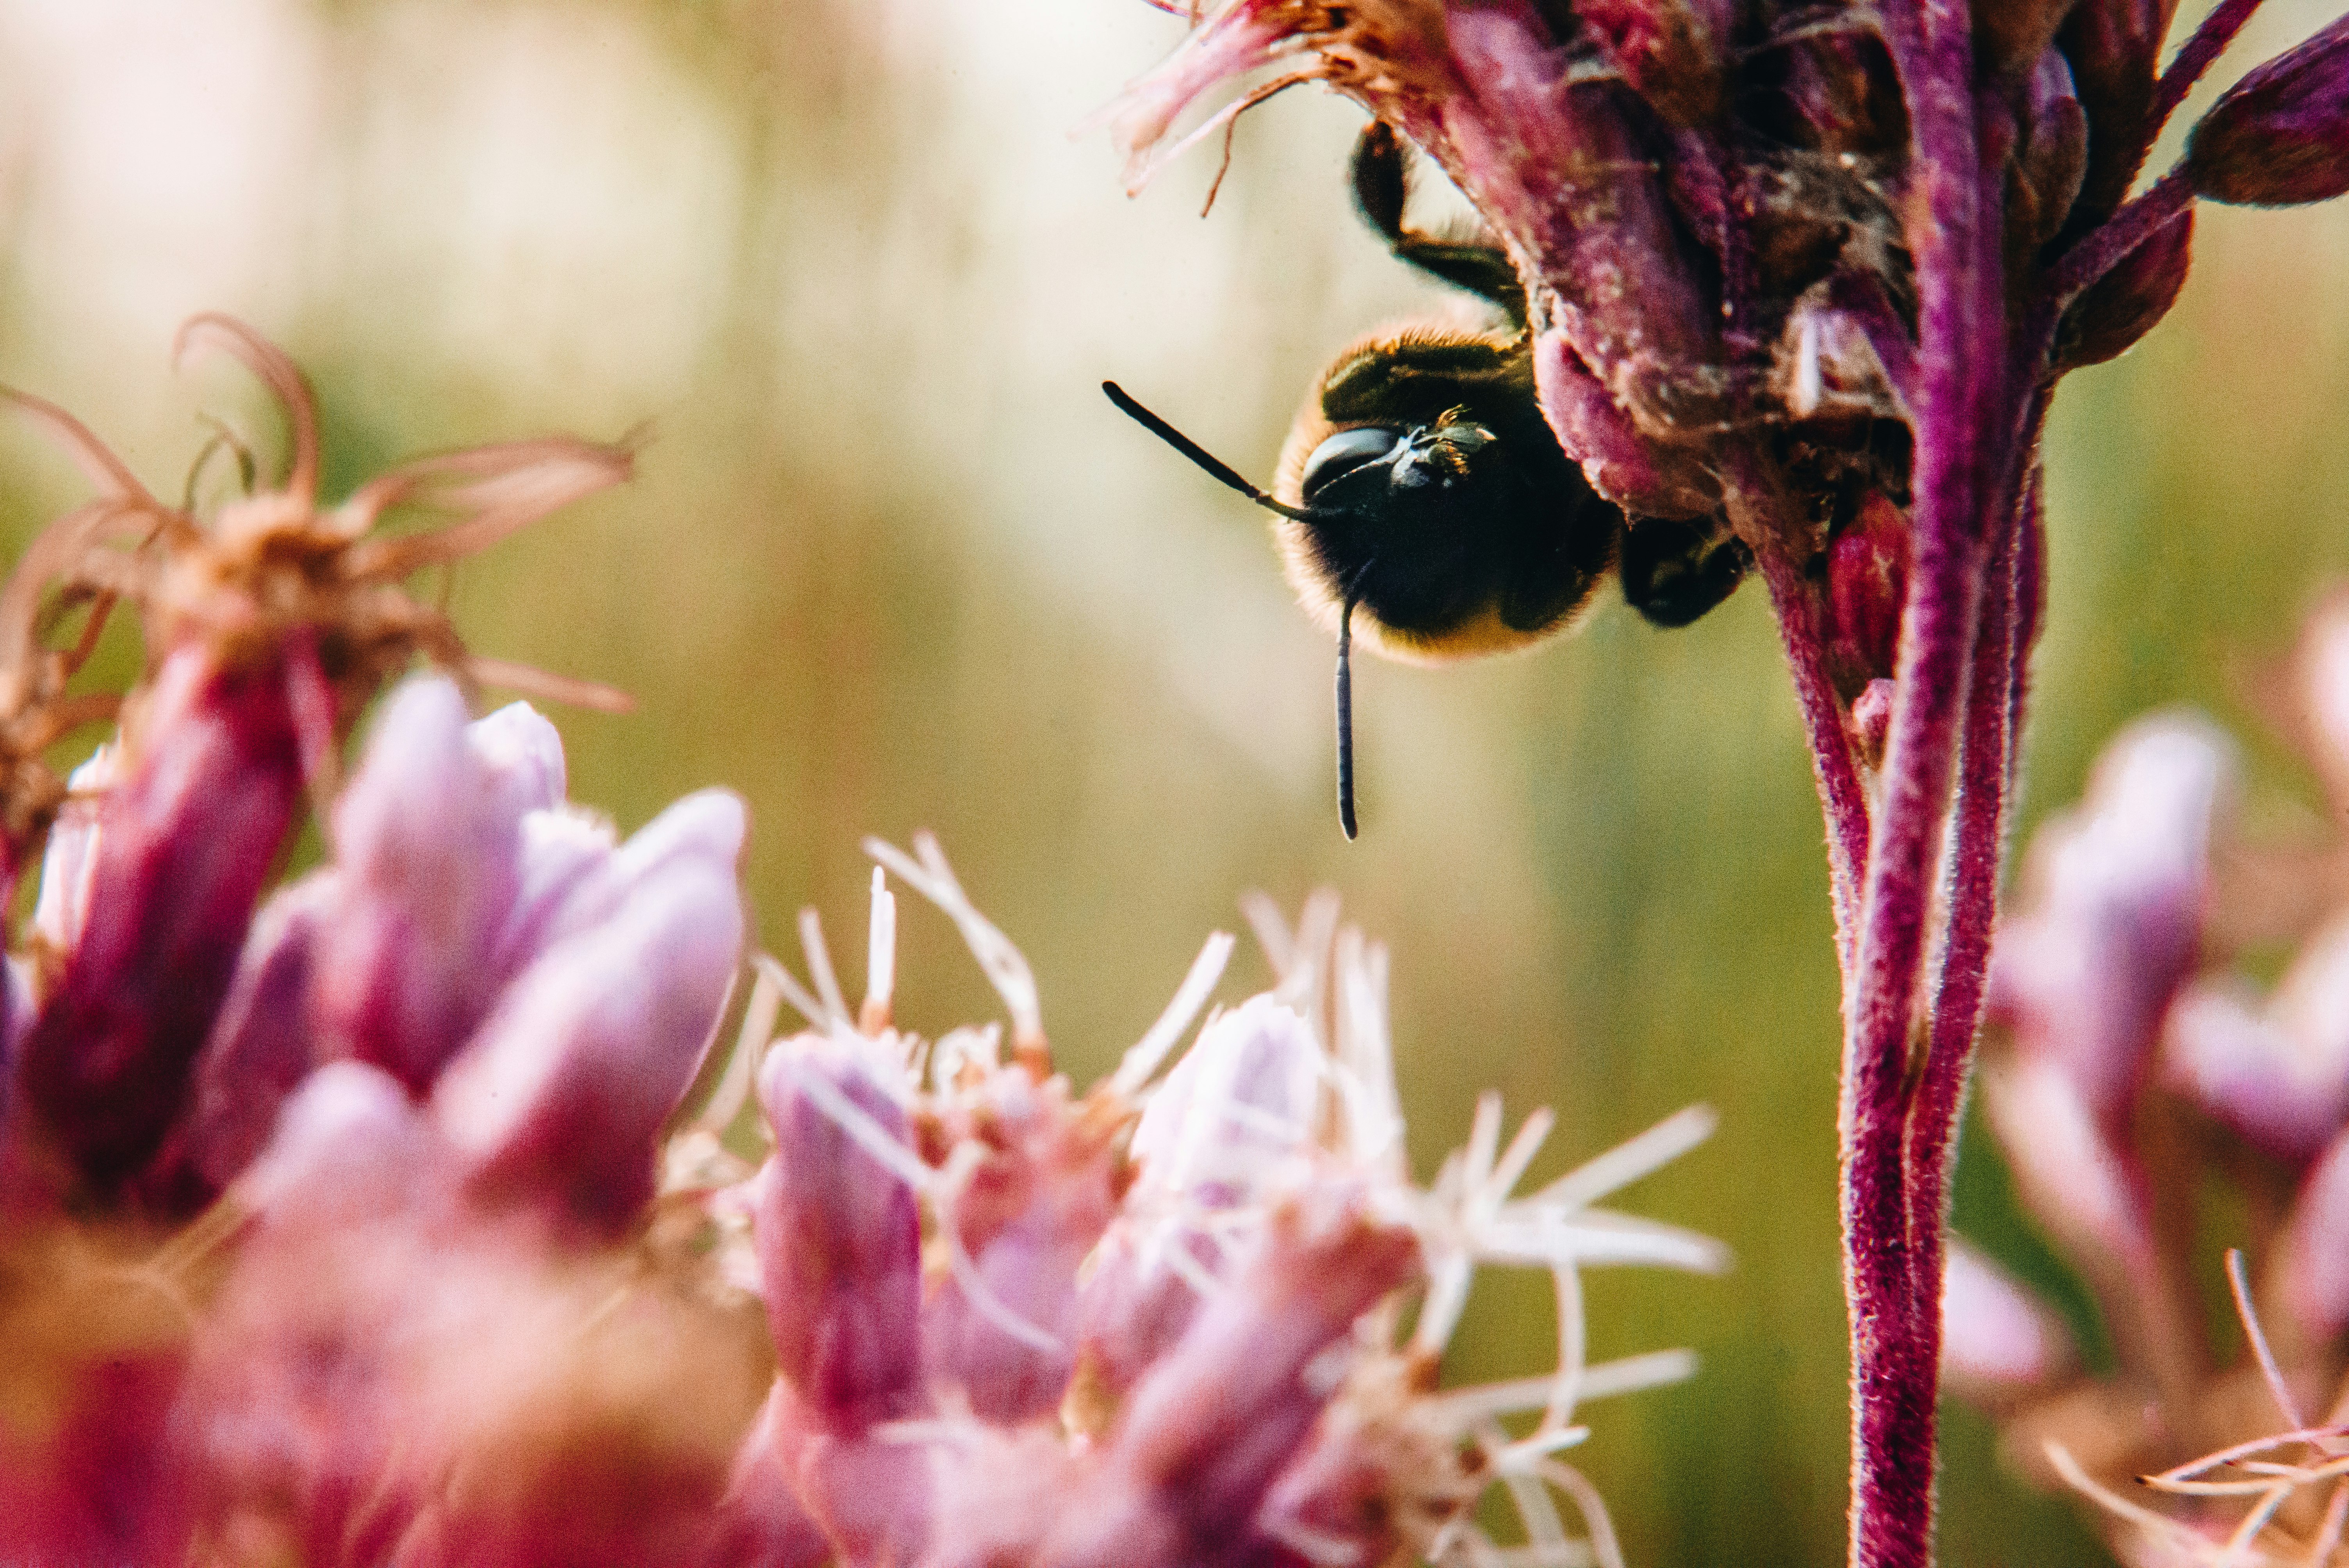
2185,14,2349,206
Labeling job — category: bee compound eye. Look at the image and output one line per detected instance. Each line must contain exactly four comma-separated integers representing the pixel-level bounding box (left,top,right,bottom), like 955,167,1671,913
1301,427,1404,501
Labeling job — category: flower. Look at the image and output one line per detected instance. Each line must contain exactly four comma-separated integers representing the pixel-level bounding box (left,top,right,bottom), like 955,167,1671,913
0,316,634,1205
1946,593,2349,1566
0,320,1721,1568
692,847,1728,1568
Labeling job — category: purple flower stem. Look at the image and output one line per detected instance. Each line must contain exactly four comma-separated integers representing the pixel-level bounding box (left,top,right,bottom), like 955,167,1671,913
2153,0,2271,127
1903,458,2032,1313
1843,6,2007,1557
2050,168,2196,305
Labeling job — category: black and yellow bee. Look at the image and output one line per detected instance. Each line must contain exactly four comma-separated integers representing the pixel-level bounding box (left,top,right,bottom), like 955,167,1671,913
1108,122,1750,837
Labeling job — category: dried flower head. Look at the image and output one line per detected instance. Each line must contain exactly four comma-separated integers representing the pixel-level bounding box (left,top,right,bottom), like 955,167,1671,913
0,319,634,1201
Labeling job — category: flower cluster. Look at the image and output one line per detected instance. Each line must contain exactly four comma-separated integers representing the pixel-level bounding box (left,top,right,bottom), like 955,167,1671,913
0,324,1723,1566
1946,592,2349,1567
692,850,1726,1568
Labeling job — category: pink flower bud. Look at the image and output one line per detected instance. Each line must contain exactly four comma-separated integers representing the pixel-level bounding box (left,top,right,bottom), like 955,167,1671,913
18,645,305,1190
2280,1126,2349,1338
1825,493,1911,690
2163,923,2349,1162
1940,1238,2078,1410
433,819,745,1229
2186,14,2349,206
1989,714,2234,1123
753,1036,925,1434
317,679,536,1093
1079,996,1325,1395
171,873,336,1192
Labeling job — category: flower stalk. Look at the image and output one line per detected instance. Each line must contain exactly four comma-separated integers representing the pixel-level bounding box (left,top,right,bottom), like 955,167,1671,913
1094,0,2349,1560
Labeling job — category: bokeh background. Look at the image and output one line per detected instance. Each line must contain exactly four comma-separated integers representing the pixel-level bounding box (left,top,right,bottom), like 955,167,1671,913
1,2,2346,1562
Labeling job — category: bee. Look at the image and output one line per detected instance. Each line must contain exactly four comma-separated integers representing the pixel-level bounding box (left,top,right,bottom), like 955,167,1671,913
1107,122,1750,838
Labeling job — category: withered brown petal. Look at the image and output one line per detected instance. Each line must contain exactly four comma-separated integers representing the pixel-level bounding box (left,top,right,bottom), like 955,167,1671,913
2185,14,2349,205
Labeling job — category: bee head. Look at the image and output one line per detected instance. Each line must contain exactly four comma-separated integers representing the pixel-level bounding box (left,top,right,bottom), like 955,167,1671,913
1270,322,1620,666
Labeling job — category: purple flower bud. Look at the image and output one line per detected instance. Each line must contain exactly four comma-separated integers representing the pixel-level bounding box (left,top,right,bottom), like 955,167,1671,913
1981,0,2086,81
317,679,535,1093
433,820,745,1229
1989,714,2235,1123
2059,0,2176,221
2052,204,2192,372
2186,15,2349,206
18,645,305,1190
1940,1238,2078,1410
171,872,336,1192
753,1035,925,1434
1078,996,1325,1396
2010,48,2091,254
1825,492,1911,690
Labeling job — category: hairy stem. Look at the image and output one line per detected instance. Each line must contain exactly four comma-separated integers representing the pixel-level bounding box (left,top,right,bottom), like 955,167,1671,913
1903,464,2029,1317
1844,11,2006,1561
2153,0,2270,127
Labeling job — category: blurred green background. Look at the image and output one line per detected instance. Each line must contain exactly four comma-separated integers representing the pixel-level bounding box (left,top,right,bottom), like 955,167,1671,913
2,1,2347,1562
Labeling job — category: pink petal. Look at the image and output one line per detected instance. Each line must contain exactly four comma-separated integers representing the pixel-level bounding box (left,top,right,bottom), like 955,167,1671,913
434,848,745,1231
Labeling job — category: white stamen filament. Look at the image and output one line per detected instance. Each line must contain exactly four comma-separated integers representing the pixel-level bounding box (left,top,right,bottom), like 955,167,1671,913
1112,930,1236,1097
799,907,851,1029
864,866,897,1028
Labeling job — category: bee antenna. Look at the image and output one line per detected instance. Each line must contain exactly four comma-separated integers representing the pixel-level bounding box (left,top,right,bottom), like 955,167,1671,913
1102,381,1317,523
1336,567,1370,841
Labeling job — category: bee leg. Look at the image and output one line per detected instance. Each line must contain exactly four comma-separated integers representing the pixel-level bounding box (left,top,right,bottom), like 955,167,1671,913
1620,514,1752,628
1350,121,1527,329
